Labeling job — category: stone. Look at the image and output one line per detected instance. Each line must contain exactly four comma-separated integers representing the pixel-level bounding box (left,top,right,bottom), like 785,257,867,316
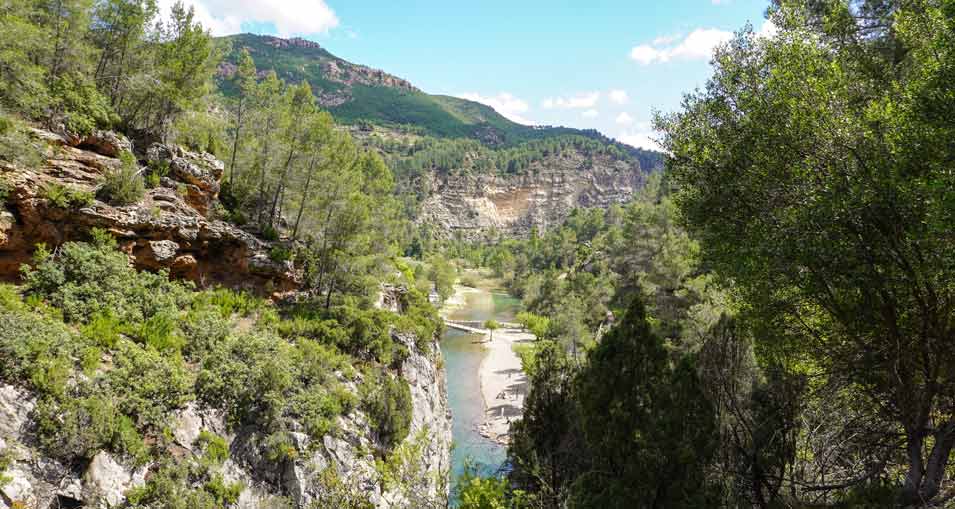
417,150,645,240
83,452,142,507
79,130,132,158
0,128,301,293
147,239,179,262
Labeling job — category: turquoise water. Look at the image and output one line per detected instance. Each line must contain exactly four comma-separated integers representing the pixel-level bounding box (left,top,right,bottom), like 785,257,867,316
441,288,522,497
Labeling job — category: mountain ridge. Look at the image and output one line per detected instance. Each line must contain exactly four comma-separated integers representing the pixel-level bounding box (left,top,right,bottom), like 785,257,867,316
216,33,662,169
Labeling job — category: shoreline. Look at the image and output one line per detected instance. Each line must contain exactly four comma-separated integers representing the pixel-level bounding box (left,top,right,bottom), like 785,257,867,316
476,326,532,444
440,282,532,446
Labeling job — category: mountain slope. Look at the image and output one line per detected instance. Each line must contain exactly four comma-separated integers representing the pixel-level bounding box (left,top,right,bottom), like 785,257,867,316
216,33,661,166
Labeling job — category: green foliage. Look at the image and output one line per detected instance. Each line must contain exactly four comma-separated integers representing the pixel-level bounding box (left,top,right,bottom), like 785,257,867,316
657,1,955,504
22,235,191,324
196,331,357,441
194,431,229,466
314,465,375,509
457,463,533,509
0,112,44,167
125,459,243,509
97,151,145,205
42,182,94,209
362,371,412,453
515,312,549,339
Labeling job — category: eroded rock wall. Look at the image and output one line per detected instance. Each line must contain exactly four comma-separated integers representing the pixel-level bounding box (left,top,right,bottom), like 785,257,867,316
0,129,299,294
418,151,645,240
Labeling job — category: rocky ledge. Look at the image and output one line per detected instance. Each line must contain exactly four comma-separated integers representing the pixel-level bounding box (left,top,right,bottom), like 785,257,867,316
0,128,299,294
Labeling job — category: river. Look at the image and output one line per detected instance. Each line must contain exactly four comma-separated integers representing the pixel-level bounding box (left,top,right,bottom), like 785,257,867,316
440,282,523,495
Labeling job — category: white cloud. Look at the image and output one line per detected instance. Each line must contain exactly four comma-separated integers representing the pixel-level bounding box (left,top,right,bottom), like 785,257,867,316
157,0,339,36
712,0,731,5
541,91,600,110
455,92,534,125
652,33,681,46
608,89,629,105
630,28,733,65
582,109,599,119
618,122,661,151
618,129,661,151
615,112,634,125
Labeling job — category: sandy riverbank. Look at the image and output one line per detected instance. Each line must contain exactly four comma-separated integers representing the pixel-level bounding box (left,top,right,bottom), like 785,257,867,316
440,282,533,445
477,327,533,444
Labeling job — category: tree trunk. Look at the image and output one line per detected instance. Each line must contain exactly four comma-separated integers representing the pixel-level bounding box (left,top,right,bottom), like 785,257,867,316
919,421,955,502
292,157,317,240
901,429,925,506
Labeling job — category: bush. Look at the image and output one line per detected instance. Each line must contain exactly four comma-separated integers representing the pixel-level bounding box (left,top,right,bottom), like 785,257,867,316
22,234,191,324
97,151,145,205
194,431,229,467
363,371,412,453
0,113,45,168
42,182,94,209
107,341,192,431
196,332,356,442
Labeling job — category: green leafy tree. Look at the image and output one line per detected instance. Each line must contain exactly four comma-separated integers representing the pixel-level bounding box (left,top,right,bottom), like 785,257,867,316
658,1,955,503
572,298,719,508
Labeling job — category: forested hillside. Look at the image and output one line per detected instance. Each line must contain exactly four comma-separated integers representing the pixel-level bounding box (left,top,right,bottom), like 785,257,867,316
216,33,662,236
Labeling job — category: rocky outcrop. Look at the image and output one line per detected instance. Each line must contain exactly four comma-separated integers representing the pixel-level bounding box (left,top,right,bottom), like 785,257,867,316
219,330,451,508
418,151,646,239
0,336,450,509
0,128,299,294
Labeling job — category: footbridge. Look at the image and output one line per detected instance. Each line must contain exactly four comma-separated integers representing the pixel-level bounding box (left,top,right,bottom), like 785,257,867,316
443,320,522,334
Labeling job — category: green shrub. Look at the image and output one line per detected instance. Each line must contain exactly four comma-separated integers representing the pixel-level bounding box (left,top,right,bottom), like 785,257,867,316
196,332,355,442
269,245,293,263
81,311,122,348
145,171,161,189
107,342,192,431
0,307,78,395
362,372,412,453
126,460,242,509
264,431,299,462
22,235,191,324
123,312,184,352
42,182,94,209
97,151,145,205
0,113,45,168
192,287,263,318
180,308,231,361
194,430,229,466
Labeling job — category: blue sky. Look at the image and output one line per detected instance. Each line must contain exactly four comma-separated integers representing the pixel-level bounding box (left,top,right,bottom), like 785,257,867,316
163,0,773,149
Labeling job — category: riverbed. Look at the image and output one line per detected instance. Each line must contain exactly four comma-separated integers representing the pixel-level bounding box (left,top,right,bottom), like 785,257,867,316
439,282,523,490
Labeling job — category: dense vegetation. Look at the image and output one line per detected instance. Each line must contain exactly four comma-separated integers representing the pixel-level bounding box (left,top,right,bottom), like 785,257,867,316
0,230,439,505
0,2,451,506
452,1,955,508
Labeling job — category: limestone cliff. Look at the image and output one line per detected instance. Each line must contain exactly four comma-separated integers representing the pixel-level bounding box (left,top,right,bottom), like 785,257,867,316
418,151,646,240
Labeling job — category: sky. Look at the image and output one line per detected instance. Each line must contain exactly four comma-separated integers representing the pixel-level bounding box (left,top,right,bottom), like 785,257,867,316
159,0,775,150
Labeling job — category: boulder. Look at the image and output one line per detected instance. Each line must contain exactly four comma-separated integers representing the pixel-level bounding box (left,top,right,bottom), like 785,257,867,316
79,130,132,158
83,452,145,507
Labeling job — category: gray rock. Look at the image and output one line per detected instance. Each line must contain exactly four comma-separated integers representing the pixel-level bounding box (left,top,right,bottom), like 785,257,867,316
83,452,145,508
148,239,179,262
